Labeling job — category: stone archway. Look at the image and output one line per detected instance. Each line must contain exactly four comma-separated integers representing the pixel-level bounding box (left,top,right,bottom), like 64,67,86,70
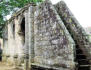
14,16,25,66
18,17,25,44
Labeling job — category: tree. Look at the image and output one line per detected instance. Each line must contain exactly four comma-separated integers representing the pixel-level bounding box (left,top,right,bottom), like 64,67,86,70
0,0,43,38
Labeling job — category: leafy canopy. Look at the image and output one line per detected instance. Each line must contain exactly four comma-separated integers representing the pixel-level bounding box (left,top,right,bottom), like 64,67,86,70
0,0,43,38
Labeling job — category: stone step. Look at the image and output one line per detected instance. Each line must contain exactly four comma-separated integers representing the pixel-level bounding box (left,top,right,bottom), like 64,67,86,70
79,65,91,67
77,59,91,61
76,54,85,55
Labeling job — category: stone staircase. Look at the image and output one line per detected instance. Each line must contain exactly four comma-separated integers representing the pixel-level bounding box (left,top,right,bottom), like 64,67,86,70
75,46,90,70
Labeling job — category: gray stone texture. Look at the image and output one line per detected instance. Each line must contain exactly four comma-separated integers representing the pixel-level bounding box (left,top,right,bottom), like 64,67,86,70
34,0,75,69
2,0,76,70
55,1,91,60
2,0,91,70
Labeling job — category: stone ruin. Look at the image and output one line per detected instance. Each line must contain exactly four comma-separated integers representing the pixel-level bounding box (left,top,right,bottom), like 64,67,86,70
2,0,91,70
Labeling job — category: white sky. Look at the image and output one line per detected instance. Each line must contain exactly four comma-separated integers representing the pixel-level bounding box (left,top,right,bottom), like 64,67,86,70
51,0,91,28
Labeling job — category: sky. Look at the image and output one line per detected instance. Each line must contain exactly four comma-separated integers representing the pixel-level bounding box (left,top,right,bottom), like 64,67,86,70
50,0,91,28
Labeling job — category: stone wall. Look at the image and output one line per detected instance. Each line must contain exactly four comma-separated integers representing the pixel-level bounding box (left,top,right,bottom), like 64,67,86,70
3,16,25,66
33,0,75,70
3,0,76,70
55,1,91,62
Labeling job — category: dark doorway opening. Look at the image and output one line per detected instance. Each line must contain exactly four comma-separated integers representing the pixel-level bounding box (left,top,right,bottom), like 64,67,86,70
19,17,25,44
13,23,15,38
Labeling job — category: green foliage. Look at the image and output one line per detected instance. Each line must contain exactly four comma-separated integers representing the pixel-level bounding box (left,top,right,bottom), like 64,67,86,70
0,0,43,38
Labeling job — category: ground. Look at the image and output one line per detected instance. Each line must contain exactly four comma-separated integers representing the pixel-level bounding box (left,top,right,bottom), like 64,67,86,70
0,62,23,70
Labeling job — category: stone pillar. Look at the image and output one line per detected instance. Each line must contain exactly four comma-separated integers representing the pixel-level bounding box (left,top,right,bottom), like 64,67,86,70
24,4,35,70
28,5,35,68
2,40,8,62
15,17,24,66
7,21,15,65
2,25,8,62
24,10,30,70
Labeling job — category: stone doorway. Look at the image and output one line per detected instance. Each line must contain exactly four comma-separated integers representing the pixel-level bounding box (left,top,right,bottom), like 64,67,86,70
19,17,25,44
